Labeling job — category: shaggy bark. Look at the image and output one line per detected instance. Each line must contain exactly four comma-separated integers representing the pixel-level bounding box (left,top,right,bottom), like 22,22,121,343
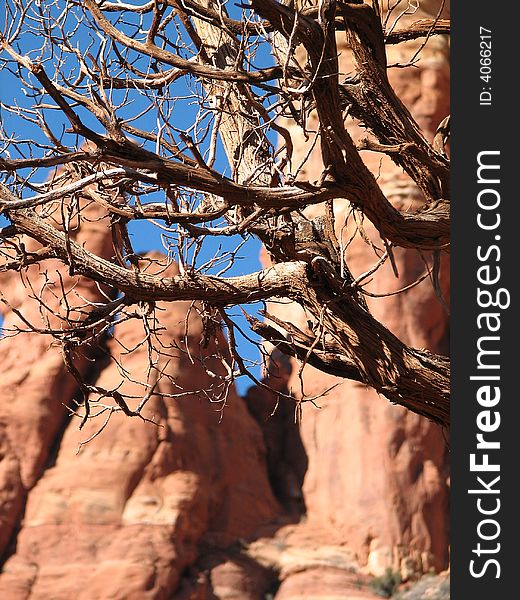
0,0,451,427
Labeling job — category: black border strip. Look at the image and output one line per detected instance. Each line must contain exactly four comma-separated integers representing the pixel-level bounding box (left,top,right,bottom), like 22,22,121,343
451,3,518,596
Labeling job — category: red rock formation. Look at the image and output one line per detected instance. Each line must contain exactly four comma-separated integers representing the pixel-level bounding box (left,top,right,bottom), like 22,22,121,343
246,0,451,583
0,3,450,597
275,569,380,600
0,256,280,598
0,195,115,559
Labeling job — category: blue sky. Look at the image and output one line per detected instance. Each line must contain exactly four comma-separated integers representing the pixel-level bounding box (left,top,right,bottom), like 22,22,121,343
0,2,281,394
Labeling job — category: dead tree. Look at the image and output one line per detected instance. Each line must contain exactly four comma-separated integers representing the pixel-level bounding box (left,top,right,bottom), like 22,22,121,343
0,0,450,429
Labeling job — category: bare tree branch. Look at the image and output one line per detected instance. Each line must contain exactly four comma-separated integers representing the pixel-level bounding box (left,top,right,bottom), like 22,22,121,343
0,0,451,428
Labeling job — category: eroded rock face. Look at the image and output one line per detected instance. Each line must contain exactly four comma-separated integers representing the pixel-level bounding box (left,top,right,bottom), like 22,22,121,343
0,262,279,598
275,569,380,600
248,0,451,580
0,196,115,560
0,3,449,597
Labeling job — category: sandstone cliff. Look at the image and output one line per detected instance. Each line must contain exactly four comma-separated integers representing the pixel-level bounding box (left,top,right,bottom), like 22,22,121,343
0,2,449,598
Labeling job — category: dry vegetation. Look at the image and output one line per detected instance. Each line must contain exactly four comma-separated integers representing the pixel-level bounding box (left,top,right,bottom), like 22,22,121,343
0,0,450,433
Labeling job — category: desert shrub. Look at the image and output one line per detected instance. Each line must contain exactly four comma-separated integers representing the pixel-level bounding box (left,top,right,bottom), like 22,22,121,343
369,568,402,598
